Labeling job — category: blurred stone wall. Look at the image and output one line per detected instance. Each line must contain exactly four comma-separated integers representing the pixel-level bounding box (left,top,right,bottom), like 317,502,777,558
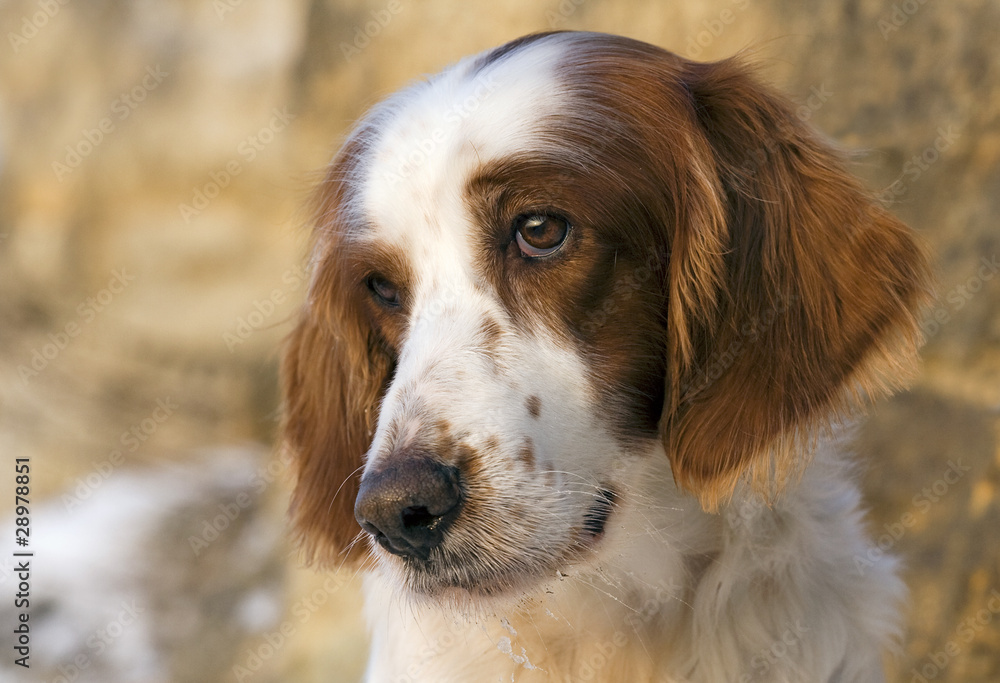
0,0,996,682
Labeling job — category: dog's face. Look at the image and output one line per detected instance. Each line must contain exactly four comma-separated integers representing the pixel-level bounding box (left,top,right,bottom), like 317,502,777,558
282,32,927,602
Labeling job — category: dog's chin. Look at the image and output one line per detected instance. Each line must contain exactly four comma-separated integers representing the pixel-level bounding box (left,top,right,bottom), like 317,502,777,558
383,555,572,616
397,561,554,613
373,496,616,613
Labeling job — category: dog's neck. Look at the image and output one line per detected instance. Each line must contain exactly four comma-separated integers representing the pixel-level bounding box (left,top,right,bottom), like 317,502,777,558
359,439,899,683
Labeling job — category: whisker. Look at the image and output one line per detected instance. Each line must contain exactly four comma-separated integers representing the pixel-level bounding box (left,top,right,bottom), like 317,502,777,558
326,463,366,516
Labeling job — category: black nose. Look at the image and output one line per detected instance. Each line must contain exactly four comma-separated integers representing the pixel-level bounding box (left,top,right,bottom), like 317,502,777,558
354,456,462,560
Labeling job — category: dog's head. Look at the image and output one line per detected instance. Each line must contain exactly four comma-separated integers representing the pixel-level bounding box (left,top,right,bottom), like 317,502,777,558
281,32,928,600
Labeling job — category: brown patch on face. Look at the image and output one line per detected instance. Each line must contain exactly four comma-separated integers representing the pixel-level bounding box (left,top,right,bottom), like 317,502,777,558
450,441,496,534
375,415,459,473
282,132,401,566
525,395,541,419
537,34,929,508
343,238,416,355
475,314,505,371
467,33,929,510
518,437,535,469
465,146,672,445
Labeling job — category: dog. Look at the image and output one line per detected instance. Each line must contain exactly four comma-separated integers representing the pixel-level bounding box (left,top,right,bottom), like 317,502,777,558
281,31,929,682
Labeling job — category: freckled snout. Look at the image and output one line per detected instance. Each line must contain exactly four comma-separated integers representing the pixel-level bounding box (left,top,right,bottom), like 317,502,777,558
354,454,463,561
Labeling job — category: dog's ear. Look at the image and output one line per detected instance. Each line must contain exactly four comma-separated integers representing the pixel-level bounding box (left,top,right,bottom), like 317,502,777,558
661,56,931,510
281,143,391,565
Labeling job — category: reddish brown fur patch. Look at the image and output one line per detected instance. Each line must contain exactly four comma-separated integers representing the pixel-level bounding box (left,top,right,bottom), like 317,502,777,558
281,134,397,566
466,151,670,439
548,35,930,508
475,315,504,370
469,33,929,508
373,417,462,473
671,56,929,508
526,395,541,419
452,442,497,535
518,437,536,468
347,239,415,355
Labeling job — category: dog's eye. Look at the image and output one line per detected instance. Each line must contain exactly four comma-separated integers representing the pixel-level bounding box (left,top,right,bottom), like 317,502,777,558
514,214,570,258
367,274,400,307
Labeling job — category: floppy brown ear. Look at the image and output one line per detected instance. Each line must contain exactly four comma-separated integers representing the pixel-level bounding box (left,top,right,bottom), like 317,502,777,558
662,56,931,510
281,147,391,565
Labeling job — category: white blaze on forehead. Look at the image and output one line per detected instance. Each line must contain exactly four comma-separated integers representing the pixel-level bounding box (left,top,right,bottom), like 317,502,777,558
352,34,616,473
357,35,574,274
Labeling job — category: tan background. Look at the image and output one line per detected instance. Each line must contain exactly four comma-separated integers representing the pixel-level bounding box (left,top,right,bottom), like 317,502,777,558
0,0,998,681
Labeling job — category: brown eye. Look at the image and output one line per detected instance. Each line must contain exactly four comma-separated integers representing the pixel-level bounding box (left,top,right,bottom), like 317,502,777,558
367,274,400,307
514,214,570,257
